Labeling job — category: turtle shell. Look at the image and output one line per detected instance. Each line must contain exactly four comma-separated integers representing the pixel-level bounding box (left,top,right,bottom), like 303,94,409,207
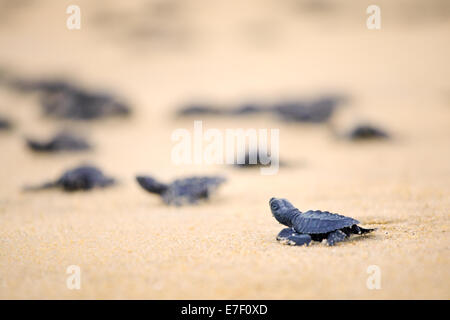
57,166,115,191
292,210,359,234
162,176,226,204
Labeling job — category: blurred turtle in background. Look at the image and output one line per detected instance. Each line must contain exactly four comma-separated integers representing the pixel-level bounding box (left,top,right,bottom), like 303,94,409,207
229,103,267,115
26,131,91,152
176,103,224,117
233,148,285,169
271,95,345,123
176,102,267,117
328,122,390,141
0,116,12,130
8,78,131,120
136,175,226,206
346,124,389,140
176,94,345,123
24,165,115,192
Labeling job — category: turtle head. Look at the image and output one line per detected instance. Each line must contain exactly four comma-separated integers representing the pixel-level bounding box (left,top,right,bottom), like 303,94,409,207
269,197,296,227
136,176,168,195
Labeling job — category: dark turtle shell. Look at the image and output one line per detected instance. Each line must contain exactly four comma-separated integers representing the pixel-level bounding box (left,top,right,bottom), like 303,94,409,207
293,210,359,234
55,165,115,191
26,131,91,152
163,176,226,205
136,175,226,206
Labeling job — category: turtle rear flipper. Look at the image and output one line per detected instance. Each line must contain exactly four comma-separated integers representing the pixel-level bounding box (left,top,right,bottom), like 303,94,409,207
327,230,347,246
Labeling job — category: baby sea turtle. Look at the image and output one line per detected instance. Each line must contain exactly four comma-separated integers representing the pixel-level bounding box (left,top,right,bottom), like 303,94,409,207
346,124,389,140
24,165,115,192
233,149,284,169
234,151,271,168
230,103,267,115
10,78,74,93
11,78,131,120
0,116,12,130
269,198,375,246
136,175,226,206
26,131,91,152
176,95,344,123
177,102,266,117
177,104,223,117
41,87,130,120
272,96,343,123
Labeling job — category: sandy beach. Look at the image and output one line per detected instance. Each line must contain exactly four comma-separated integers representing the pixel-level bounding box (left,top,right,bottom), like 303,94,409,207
0,0,449,299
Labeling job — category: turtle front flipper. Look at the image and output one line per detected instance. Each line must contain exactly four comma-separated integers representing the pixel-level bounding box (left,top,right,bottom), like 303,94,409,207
277,228,311,246
327,230,347,246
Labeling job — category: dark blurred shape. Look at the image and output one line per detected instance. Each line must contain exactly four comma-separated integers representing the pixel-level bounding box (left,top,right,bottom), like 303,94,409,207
26,131,91,152
272,96,343,123
346,124,389,140
23,165,115,192
234,149,284,168
136,176,169,195
230,103,268,115
0,116,12,130
11,79,131,120
177,103,267,117
177,95,345,123
12,79,73,93
136,175,226,206
40,89,130,120
176,103,224,116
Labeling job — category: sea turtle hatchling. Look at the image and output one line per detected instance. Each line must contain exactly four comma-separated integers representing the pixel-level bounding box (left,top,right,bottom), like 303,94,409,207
269,198,375,246
136,175,226,206
24,165,115,191
346,124,389,140
26,131,91,152
0,116,12,130
271,95,344,123
10,78,131,120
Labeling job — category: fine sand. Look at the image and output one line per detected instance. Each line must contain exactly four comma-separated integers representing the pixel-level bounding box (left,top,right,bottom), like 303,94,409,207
0,0,449,299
